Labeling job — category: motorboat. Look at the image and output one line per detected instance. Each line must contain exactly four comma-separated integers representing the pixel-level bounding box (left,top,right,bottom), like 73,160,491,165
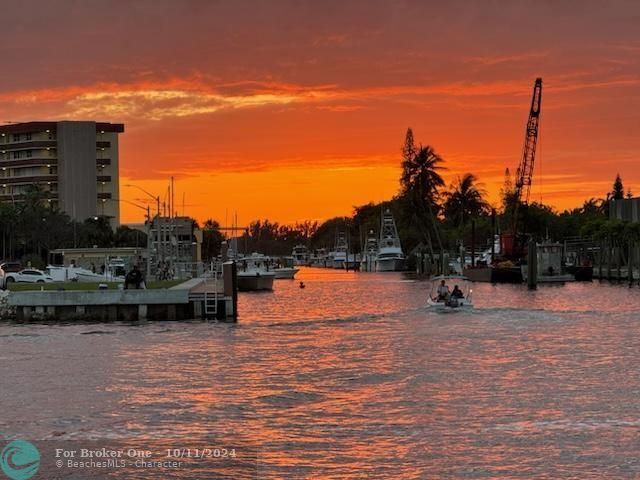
360,229,378,272
329,231,348,269
427,275,474,310
376,209,405,272
236,253,275,291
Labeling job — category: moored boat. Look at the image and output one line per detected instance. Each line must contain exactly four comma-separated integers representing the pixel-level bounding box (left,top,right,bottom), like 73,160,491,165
236,253,276,291
292,245,310,266
375,209,405,272
360,230,378,272
273,267,300,279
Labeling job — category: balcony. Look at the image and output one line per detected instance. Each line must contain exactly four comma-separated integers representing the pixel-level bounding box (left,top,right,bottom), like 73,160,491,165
0,158,58,168
97,192,112,199
0,140,57,152
97,175,112,183
0,175,57,186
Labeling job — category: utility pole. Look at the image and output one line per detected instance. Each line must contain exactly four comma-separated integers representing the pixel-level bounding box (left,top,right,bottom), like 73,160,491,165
146,205,152,279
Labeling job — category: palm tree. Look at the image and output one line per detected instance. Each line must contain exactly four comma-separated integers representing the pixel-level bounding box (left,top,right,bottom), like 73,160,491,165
443,173,489,226
400,145,445,206
399,145,446,253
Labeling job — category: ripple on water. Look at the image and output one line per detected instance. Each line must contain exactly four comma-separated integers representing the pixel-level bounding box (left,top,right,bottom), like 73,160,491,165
3,269,640,478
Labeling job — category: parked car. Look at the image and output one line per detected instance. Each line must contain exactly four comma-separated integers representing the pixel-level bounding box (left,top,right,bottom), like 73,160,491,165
0,261,22,273
5,269,55,284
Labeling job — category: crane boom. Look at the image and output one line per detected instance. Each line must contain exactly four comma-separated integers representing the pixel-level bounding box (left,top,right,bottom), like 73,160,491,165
514,77,542,205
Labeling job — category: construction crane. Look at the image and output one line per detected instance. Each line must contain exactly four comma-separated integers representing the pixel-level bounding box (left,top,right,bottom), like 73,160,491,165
514,77,543,205
502,78,543,258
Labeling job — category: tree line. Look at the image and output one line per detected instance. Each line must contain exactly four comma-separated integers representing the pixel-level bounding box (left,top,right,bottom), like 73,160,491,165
0,186,147,269
239,128,633,262
1,131,633,267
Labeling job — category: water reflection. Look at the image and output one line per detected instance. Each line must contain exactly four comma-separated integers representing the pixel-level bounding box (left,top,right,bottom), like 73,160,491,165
2,268,640,478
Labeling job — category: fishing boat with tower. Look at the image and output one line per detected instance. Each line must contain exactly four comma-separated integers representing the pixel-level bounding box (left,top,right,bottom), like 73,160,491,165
375,209,406,272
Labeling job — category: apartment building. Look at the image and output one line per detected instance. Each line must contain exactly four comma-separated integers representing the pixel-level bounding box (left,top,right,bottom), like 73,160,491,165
0,121,124,227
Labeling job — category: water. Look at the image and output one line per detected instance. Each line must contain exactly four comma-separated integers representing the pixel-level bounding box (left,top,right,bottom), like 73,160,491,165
2,268,640,478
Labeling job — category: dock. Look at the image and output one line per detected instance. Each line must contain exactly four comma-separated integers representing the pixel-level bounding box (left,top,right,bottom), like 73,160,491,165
8,261,238,322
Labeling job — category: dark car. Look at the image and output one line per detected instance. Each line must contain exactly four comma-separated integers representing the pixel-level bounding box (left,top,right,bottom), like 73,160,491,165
0,262,22,273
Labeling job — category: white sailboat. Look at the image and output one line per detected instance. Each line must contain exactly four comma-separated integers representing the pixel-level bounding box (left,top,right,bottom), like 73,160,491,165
375,209,405,272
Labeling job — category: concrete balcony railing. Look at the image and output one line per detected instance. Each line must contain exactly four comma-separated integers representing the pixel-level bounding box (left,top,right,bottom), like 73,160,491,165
0,140,57,152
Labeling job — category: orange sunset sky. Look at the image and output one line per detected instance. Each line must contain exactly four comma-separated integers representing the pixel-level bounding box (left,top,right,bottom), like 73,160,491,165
2,1,639,226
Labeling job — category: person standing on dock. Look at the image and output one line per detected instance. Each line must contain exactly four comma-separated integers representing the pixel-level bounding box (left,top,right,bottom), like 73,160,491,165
125,265,145,289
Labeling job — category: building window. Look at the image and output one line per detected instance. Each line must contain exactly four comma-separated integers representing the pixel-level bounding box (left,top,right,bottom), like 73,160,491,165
26,150,32,158
12,134,20,142
25,133,32,141
13,151,21,159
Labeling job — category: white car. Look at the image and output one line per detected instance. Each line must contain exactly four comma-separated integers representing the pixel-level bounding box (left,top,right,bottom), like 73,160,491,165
5,269,55,284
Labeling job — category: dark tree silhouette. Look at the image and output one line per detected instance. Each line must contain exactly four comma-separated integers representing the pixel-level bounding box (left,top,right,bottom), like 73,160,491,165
612,174,625,200
443,173,490,227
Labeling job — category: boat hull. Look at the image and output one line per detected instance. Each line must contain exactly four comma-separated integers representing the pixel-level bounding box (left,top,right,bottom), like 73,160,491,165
375,257,405,272
237,272,275,291
427,298,473,310
273,268,299,279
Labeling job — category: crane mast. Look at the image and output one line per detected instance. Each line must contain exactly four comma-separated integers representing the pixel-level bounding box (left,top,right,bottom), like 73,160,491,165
514,77,542,205
501,78,543,259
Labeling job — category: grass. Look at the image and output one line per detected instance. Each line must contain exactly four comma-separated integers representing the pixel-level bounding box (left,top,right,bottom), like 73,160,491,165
6,280,183,291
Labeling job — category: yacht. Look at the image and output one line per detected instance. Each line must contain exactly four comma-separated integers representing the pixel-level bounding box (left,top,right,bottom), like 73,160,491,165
360,230,378,272
329,231,348,269
292,245,310,266
375,210,405,272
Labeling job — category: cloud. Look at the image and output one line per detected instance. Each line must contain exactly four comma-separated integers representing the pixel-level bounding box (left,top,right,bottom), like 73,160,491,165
467,52,549,66
3,72,639,123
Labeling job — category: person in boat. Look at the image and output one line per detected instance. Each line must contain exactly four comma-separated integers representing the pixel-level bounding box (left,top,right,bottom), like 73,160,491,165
124,264,145,290
436,280,450,301
451,285,464,299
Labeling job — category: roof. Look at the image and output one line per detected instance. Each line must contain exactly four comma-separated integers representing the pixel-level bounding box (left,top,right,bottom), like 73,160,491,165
0,121,124,134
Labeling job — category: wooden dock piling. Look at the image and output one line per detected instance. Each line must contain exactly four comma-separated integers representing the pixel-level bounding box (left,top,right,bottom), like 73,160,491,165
527,240,537,290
